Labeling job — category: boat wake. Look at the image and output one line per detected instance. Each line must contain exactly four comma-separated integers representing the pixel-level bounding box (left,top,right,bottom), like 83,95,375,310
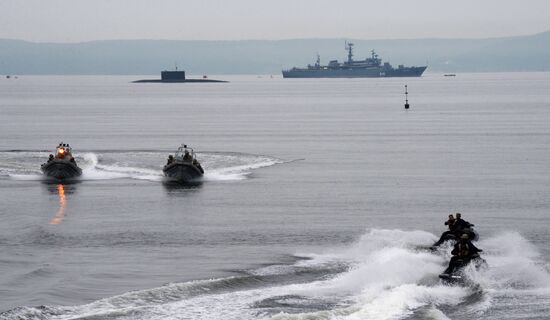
0,150,283,182
2,229,549,319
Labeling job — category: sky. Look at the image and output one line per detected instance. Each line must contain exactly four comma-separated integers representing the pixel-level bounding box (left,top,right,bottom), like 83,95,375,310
1,0,550,42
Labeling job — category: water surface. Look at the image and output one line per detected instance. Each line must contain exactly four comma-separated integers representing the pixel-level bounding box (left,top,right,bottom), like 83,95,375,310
1,73,550,319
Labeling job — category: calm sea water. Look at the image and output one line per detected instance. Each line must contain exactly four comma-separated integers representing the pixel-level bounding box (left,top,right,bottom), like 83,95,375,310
1,73,549,319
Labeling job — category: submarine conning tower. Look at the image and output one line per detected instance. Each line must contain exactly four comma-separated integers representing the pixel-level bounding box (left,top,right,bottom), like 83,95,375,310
161,71,186,81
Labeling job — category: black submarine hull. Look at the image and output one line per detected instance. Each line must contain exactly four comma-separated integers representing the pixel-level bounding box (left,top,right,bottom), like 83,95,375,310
163,162,203,182
41,160,82,180
132,79,228,83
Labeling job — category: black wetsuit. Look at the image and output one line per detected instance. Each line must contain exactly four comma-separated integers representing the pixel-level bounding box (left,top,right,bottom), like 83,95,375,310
433,219,457,247
444,241,482,274
454,218,472,230
454,218,475,238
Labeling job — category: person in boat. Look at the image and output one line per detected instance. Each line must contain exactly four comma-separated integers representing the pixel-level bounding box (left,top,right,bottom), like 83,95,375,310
432,214,457,247
193,158,204,174
183,150,192,162
48,154,54,162
167,155,174,165
442,234,482,275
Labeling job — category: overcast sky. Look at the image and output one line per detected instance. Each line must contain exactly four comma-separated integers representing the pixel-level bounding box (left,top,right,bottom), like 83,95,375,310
1,0,550,42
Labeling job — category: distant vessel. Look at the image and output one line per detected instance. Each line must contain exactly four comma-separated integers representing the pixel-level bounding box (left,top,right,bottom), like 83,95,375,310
133,70,227,83
444,74,457,77
41,143,82,180
282,43,427,78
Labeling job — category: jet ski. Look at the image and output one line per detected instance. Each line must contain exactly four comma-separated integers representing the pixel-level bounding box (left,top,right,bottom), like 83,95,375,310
439,255,487,283
41,143,82,180
163,144,204,183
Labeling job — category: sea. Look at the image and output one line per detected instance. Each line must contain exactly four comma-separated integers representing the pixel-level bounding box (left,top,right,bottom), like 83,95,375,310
0,73,549,319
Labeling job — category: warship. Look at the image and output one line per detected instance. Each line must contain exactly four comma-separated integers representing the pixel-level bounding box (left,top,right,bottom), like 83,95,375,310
282,43,427,78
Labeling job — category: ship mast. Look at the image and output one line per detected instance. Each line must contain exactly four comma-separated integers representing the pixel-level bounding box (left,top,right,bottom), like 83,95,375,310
345,42,354,64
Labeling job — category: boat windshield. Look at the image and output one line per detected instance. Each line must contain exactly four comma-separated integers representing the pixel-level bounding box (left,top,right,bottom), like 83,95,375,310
174,144,195,162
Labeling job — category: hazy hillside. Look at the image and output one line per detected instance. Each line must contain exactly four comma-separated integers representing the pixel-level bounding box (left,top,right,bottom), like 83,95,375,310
1,31,549,75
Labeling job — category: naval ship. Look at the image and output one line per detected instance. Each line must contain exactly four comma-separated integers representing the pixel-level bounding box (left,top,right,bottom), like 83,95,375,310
282,43,427,78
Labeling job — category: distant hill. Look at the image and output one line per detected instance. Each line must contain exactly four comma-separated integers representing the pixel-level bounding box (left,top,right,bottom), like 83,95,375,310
1,31,549,75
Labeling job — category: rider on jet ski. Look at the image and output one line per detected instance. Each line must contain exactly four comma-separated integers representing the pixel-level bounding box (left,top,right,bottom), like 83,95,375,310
433,213,476,247
442,234,483,275
454,213,473,230
455,213,477,241
432,214,457,247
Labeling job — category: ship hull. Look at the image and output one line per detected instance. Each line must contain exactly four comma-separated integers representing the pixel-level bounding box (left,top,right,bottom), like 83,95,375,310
41,160,82,180
163,162,203,182
282,66,427,78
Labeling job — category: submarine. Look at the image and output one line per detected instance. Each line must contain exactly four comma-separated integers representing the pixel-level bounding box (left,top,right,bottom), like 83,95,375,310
163,144,204,182
41,143,82,180
133,70,227,83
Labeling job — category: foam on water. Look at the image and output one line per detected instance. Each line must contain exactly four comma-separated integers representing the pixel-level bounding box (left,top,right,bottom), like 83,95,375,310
203,154,282,181
5,174,44,181
4,229,550,319
79,153,164,181
475,232,550,288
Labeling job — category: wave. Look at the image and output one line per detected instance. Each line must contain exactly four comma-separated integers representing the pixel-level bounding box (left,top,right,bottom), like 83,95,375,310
203,154,282,181
79,153,163,181
3,229,550,319
5,174,44,181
